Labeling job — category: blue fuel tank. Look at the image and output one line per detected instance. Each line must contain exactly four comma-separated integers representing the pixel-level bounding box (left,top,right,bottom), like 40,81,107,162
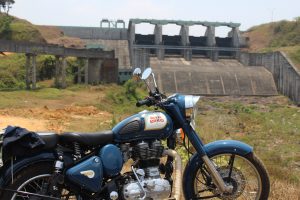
112,111,173,142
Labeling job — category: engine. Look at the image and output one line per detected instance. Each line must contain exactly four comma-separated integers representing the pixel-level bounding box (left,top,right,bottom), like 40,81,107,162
121,140,171,200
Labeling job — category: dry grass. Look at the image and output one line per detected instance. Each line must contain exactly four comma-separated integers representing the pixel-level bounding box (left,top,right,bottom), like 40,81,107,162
270,181,300,200
244,24,273,51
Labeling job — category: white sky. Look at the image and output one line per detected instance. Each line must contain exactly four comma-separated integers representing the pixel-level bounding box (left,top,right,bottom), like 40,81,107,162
10,0,300,37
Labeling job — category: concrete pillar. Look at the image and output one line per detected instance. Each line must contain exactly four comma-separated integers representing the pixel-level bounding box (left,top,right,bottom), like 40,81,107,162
139,49,150,70
55,56,60,88
132,49,141,69
77,66,81,84
205,26,217,61
84,58,89,85
229,27,242,58
154,24,164,60
88,58,102,84
31,54,37,90
25,54,31,90
230,27,241,48
180,25,192,61
128,22,135,67
61,57,67,89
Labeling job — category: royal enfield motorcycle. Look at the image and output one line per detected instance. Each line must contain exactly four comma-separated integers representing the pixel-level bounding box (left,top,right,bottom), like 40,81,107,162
0,68,270,200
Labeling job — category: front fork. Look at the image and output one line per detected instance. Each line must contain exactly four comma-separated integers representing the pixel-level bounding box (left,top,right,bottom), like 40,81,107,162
183,124,233,194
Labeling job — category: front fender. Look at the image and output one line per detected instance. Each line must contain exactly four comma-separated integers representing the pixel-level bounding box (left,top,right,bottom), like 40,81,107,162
204,140,253,157
186,140,253,168
0,152,56,187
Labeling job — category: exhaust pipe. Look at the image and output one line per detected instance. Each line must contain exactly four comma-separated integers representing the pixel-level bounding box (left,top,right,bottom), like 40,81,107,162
163,149,182,200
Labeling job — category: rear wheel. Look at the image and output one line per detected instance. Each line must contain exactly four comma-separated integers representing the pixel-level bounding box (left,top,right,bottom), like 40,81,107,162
184,153,270,200
0,162,80,200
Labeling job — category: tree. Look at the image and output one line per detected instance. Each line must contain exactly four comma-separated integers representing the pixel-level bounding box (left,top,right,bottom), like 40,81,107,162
0,0,15,14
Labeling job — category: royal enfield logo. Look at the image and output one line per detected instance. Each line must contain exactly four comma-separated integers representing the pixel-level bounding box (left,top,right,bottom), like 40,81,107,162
149,115,165,123
80,170,95,179
144,112,167,130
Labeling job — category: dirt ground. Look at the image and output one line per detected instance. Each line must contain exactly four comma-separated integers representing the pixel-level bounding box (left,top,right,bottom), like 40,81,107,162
0,106,112,133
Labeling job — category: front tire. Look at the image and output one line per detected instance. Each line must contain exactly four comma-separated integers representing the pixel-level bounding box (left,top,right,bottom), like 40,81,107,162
183,153,270,200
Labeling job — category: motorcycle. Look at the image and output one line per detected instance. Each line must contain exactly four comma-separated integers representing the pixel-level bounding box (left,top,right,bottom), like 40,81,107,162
0,67,270,200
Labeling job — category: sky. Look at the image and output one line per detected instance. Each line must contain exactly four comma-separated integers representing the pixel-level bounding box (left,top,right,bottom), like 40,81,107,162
10,0,300,37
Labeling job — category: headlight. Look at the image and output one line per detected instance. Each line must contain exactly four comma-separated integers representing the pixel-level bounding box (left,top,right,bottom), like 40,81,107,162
184,95,200,128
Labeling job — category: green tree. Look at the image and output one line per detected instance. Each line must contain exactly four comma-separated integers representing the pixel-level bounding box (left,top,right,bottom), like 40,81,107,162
0,0,15,14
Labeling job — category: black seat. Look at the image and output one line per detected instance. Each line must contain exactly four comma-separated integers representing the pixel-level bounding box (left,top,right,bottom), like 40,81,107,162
37,132,59,150
59,131,114,146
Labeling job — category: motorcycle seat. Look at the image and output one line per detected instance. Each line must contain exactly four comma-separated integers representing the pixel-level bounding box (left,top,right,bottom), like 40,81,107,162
59,131,114,146
37,132,59,149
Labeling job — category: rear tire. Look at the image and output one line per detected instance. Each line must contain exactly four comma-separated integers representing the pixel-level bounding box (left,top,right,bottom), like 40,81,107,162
184,153,270,200
0,162,80,200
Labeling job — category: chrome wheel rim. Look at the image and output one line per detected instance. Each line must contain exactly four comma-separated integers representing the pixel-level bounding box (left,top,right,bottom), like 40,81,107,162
194,154,262,200
11,174,78,200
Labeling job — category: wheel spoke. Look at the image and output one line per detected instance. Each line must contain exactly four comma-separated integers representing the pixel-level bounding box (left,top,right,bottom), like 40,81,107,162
227,154,235,179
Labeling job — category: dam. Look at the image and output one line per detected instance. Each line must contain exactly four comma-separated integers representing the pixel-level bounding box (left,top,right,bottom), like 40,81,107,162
5,18,299,103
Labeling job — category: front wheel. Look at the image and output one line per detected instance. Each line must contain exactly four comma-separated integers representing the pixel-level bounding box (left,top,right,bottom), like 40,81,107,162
184,153,270,200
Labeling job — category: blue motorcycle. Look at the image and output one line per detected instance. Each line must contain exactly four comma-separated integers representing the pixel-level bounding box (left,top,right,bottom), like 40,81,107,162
0,68,270,200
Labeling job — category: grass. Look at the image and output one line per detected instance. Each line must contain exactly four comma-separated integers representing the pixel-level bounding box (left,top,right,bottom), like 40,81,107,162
194,97,300,193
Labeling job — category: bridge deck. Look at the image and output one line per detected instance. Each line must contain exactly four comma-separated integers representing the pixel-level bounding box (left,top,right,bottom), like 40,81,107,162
0,40,114,59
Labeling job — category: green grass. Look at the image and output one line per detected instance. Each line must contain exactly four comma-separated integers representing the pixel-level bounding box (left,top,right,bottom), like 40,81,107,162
95,81,147,121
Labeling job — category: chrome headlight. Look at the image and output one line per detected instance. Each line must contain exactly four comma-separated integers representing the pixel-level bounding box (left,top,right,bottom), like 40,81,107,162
184,95,200,128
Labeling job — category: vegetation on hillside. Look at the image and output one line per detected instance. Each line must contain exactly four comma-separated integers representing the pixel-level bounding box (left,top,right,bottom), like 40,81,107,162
0,13,45,43
245,17,300,68
247,17,300,48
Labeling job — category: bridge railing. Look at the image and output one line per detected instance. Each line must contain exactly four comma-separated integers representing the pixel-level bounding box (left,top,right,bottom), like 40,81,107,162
0,39,114,58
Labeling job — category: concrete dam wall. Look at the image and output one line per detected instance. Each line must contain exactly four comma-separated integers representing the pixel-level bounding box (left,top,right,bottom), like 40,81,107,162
151,58,278,96
239,52,300,105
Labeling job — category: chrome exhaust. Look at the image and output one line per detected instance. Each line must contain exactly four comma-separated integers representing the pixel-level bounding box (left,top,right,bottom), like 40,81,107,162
163,149,182,200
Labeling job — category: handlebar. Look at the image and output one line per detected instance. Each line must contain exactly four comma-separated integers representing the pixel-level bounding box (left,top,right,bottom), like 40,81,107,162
136,98,152,107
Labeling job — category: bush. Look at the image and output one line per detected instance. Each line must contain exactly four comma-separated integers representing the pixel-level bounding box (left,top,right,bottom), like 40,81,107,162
0,14,12,39
0,70,24,89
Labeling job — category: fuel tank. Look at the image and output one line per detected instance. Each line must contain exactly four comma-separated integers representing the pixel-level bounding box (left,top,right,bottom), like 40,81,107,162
112,111,173,142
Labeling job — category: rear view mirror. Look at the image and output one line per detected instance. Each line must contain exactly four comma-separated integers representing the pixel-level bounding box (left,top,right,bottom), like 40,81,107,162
141,68,152,80
132,68,142,81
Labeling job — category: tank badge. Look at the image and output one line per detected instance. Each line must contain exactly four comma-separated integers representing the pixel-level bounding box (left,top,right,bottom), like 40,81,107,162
144,113,167,130
80,170,95,178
